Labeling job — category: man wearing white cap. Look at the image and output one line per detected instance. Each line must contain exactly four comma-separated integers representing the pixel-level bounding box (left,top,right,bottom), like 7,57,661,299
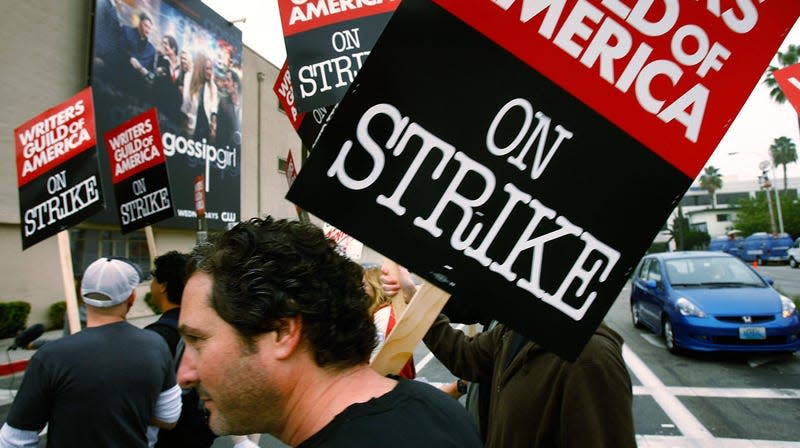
0,257,182,448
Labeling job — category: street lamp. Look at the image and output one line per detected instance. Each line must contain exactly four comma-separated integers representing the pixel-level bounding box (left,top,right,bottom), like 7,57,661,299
759,160,785,234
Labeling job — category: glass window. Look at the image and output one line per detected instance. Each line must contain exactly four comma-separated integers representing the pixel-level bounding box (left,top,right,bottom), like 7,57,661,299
716,214,729,222
69,228,151,279
646,260,662,283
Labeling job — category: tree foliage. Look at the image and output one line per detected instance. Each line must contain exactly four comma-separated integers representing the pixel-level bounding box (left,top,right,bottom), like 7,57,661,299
665,207,710,251
733,192,800,237
699,166,722,207
764,44,800,104
770,136,798,191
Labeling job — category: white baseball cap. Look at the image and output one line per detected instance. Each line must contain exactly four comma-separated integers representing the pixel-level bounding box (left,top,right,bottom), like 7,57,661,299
81,258,141,307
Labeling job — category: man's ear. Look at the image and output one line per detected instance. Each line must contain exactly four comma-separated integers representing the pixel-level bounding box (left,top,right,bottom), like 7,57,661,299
272,316,302,360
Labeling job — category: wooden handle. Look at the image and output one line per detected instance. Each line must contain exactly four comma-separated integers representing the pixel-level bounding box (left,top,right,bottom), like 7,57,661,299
58,231,81,335
371,282,451,376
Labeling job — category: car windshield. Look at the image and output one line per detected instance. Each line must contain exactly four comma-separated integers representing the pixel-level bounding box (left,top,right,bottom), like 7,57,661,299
664,256,765,288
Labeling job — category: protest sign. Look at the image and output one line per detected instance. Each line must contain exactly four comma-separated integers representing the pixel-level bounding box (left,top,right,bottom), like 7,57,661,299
274,61,332,149
15,87,105,250
774,63,800,116
103,108,174,234
90,0,241,230
277,0,400,112
323,222,364,260
288,0,800,360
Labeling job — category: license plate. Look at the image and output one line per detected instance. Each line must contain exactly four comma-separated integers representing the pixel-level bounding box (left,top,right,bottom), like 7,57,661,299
739,327,766,340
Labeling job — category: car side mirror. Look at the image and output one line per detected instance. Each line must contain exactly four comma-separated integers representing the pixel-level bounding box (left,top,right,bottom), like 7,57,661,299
761,275,774,286
645,279,658,289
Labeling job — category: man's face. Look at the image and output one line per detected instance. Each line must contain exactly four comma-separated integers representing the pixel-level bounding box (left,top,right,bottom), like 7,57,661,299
178,272,284,435
224,72,234,94
139,18,152,38
161,38,174,58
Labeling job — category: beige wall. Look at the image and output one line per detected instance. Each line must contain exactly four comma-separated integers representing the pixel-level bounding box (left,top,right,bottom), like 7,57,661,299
0,0,317,324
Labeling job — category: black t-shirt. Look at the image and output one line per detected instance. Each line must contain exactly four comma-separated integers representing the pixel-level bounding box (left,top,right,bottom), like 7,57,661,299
297,378,482,447
6,321,175,448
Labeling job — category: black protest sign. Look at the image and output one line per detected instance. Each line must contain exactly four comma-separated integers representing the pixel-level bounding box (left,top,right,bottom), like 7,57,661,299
287,0,798,360
278,0,400,112
274,61,332,149
104,108,174,234
15,87,105,250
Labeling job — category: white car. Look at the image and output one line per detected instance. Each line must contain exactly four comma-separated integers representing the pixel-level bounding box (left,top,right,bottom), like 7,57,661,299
787,237,800,268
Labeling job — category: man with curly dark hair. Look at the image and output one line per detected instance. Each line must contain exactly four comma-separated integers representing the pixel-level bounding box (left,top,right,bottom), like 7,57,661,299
177,217,482,447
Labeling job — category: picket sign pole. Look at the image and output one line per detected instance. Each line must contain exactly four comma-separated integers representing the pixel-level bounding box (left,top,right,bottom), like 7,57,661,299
381,258,407,318
371,282,450,376
57,231,81,335
144,226,157,269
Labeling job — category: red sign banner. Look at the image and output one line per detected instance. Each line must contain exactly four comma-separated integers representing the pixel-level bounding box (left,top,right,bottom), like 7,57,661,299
194,175,206,218
103,109,166,184
434,0,799,178
279,0,399,36
15,87,96,187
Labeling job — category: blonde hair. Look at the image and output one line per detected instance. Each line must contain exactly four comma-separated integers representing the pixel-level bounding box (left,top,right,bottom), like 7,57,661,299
363,266,389,313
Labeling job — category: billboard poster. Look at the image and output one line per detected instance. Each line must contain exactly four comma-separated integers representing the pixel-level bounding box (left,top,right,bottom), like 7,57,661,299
15,87,105,250
774,63,800,117
274,61,331,149
90,0,241,230
103,108,174,233
287,0,800,360
277,0,401,112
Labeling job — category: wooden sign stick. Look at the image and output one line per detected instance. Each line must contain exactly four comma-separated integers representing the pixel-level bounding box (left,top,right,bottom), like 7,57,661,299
371,281,450,376
144,226,157,269
57,231,81,335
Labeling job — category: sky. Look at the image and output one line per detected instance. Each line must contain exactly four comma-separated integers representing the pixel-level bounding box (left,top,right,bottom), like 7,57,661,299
201,1,800,184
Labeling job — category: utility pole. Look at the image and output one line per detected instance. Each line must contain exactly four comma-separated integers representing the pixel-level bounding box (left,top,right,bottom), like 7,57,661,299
759,170,778,235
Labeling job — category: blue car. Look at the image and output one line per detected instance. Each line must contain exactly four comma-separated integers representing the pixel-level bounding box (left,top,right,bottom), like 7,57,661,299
630,251,800,354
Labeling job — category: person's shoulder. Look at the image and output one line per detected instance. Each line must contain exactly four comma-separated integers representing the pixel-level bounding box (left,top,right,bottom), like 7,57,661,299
575,323,625,365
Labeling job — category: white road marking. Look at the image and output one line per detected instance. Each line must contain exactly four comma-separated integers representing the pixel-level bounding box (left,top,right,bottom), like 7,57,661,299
633,385,800,399
641,333,666,347
623,344,715,447
636,435,800,447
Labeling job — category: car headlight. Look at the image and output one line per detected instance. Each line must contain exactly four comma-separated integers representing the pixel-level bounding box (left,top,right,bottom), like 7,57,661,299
676,297,706,317
780,295,797,318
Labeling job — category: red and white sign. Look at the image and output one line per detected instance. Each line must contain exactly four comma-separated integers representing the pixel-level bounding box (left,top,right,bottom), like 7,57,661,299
15,87,96,187
103,108,165,184
323,222,364,260
275,62,304,131
278,0,399,36
194,175,206,218
436,0,800,179
774,63,800,117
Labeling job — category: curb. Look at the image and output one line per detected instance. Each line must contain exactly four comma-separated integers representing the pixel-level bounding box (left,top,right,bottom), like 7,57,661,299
0,359,29,378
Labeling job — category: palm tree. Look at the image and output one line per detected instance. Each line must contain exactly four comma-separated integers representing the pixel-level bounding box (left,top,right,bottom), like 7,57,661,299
699,166,723,208
769,136,798,191
764,44,800,131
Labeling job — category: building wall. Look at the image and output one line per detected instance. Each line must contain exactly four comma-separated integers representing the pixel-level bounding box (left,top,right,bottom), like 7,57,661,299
0,0,337,324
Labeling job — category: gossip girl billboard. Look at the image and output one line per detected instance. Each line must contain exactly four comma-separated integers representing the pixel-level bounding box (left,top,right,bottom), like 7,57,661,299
90,0,242,230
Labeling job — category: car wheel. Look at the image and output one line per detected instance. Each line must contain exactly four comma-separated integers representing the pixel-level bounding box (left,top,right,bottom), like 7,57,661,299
631,302,645,329
791,257,798,269
662,317,681,354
